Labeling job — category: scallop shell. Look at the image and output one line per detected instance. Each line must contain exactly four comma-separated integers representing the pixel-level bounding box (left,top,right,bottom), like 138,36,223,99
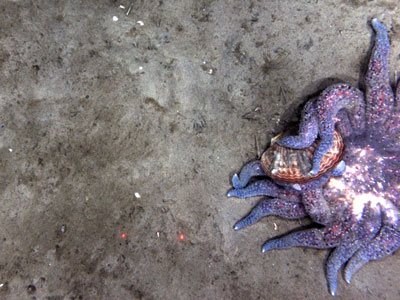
261,130,344,184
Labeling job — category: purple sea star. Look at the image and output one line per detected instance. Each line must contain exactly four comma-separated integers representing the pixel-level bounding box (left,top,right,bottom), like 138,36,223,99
227,18,400,296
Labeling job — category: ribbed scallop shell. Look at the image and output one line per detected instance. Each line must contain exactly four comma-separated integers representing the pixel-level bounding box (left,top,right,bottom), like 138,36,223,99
261,130,344,184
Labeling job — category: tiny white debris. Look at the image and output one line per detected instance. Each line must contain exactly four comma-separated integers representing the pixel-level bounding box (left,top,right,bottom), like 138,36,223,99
202,60,206,64
273,222,278,230
138,66,143,71
8,148,12,152
0,283,3,288
156,231,160,238
137,20,144,26
119,5,125,9
134,192,141,199
126,5,132,16
208,69,213,74
113,16,119,22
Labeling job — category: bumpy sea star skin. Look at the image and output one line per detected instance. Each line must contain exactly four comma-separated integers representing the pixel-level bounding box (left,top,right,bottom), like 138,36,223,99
228,19,400,296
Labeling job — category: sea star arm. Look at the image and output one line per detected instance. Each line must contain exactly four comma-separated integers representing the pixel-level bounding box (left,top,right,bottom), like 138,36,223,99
365,18,395,128
233,198,306,231
231,160,265,189
262,207,381,296
302,187,333,225
344,224,400,284
274,100,318,149
277,84,364,175
261,225,341,252
227,179,300,199
325,208,381,296
299,163,345,225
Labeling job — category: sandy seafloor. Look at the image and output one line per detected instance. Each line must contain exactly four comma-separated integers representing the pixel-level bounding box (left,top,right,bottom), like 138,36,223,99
0,0,399,299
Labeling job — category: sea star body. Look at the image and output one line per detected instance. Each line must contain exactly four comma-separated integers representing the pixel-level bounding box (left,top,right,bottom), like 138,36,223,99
227,19,400,296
